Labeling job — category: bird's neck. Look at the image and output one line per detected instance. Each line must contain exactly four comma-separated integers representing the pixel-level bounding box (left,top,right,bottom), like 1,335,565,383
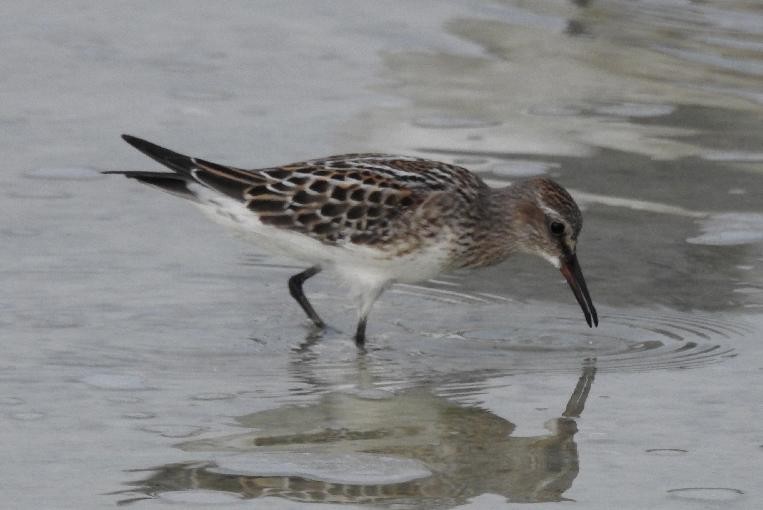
452,186,523,269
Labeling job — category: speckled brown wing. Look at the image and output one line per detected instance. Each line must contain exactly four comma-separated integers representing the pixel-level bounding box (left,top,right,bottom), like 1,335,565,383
243,162,421,246
115,136,486,248
241,154,487,246
182,154,486,247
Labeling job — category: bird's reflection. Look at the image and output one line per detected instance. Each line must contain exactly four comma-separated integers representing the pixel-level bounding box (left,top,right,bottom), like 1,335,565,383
117,358,596,507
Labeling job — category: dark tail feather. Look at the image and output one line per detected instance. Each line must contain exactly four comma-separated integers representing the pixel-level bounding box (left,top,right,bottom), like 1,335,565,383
102,170,197,200
115,134,258,202
121,134,196,175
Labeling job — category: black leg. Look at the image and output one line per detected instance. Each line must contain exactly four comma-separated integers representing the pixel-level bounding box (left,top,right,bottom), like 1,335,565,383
353,283,387,348
288,266,325,328
354,317,367,347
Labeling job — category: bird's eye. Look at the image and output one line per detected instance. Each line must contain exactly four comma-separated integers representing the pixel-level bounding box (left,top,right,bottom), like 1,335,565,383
550,221,565,236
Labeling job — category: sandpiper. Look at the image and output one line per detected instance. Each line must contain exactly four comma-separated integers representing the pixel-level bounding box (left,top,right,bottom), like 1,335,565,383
107,135,598,346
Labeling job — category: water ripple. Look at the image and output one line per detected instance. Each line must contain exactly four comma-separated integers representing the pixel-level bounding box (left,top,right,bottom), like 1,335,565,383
428,309,742,375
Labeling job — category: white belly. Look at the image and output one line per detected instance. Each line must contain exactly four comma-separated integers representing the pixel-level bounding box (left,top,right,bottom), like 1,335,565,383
191,185,451,289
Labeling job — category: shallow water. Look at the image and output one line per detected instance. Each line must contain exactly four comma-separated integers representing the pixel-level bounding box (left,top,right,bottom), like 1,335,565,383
2,1,762,509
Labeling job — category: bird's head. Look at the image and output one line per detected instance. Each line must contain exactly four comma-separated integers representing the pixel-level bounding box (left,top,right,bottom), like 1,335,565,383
509,177,598,327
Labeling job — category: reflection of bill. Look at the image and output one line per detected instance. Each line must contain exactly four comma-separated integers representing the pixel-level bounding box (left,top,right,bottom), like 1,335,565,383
118,363,596,507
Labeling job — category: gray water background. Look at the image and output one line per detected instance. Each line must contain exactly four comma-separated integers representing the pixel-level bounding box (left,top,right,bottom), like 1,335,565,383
2,1,762,508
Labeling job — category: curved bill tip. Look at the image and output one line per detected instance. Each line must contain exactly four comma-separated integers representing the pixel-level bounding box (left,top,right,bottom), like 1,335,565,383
559,254,598,328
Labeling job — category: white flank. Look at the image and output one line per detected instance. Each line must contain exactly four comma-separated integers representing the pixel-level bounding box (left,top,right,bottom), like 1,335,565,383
188,183,452,296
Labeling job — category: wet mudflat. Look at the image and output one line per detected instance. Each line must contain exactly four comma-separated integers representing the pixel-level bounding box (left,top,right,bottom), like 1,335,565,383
2,1,762,509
